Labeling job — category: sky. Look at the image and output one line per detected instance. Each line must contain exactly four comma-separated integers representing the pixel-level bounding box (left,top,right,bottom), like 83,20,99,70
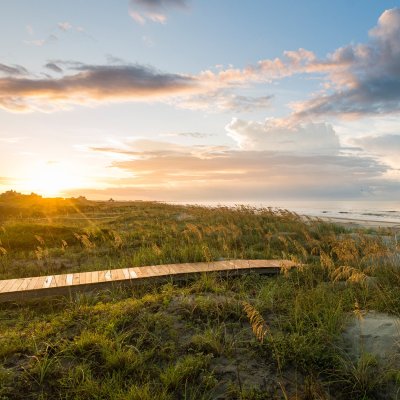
1,0,400,201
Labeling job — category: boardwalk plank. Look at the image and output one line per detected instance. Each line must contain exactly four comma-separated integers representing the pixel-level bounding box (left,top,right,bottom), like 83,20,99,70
104,270,112,281
234,260,252,269
54,274,67,287
2,279,18,293
122,268,130,279
66,274,73,286
128,268,138,279
112,269,125,281
91,271,99,285
25,277,40,291
84,272,92,285
190,262,212,272
19,278,32,291
0,279,11,292
34,277,47,290
8,279,23,293
133,267,148,278
49,276,60,288
72,274,80,285
98,270,107,283
153,264,171,276
221,261,236,271
180,263,198,273
249,259,268,268
80,272,87,285
166,265,181,275
148,265,164,276
0,259,295,302
43,276,54,289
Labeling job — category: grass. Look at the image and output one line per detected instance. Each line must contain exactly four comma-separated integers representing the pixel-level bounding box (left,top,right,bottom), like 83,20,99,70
0,193,399,399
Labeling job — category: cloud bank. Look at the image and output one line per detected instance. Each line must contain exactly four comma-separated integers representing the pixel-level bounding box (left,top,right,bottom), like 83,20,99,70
226,119,340,154
202,8,400,118
1,8,400,116
0,64,199,111
79,120,399,201
352,134,400,168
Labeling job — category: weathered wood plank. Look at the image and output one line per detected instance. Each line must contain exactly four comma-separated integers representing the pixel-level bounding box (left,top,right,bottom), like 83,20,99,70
189,262,212,272
97,270,107,283
66,274,74,286
153,264,171,276
0,279,11,292
112,269,125,281
54,274,67,287
9,279,24,292
72,274,80,285
34,277,47,290
104,270,112,281
43,276,54,289
147,265,164,276
127,268,138,279
133,267,149,278
19,278,32,291
180,263,198,273
83,272,92,285
0,259,296,302
91,271,99,285
122,268,130,279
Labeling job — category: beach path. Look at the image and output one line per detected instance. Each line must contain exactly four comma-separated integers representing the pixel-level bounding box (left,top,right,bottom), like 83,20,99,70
0,259,296,303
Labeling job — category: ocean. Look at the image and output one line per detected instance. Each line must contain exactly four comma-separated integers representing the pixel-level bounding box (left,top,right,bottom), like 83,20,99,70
173,200,400,225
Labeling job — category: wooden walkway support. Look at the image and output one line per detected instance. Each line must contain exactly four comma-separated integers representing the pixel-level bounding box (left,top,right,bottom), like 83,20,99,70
0,259,295,303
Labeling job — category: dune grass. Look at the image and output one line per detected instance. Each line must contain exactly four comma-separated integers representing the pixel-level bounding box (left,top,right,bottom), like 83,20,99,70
0,195,399,399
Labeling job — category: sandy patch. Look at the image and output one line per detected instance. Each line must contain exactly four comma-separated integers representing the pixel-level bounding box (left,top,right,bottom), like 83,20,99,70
342,311,400,366
318,216,400,229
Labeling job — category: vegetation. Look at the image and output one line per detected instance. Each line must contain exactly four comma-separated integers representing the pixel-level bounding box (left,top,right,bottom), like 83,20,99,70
0,193,399,399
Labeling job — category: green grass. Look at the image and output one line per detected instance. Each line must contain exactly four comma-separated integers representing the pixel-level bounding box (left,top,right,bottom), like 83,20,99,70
0,195,399,399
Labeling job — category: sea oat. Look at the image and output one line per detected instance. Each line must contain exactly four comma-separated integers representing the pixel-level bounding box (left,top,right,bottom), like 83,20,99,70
242,301,269,343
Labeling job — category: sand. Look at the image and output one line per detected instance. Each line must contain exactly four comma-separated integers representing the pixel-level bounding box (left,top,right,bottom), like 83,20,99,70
342,311,400,366
318,215,400,229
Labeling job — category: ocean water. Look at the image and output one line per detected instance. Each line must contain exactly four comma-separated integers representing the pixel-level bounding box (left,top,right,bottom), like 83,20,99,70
175,201,400,225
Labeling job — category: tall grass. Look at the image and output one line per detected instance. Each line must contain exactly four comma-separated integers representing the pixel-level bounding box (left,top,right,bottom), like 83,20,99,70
0,198,399,399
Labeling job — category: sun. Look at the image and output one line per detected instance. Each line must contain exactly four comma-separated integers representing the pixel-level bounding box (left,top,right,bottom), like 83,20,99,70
26,161,83,197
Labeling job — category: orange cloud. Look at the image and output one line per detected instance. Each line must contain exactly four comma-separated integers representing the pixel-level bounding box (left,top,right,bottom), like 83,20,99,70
82,137,393,201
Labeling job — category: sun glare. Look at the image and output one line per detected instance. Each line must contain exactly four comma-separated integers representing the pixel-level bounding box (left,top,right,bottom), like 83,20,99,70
26,162,83,197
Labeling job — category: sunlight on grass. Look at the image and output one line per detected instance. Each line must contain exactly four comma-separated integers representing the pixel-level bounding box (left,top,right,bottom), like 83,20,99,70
0,193,399,399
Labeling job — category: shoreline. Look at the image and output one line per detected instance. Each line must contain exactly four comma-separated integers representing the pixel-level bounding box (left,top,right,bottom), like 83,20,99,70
316,215,400,229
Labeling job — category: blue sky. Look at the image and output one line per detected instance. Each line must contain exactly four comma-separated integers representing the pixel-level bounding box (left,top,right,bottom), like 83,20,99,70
1,0,399,200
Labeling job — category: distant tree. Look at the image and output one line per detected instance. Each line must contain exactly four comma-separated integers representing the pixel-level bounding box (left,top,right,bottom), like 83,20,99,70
0,190,41,201
0,190,18,200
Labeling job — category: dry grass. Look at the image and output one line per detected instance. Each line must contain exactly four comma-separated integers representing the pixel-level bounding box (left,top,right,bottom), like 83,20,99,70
0,193,399,399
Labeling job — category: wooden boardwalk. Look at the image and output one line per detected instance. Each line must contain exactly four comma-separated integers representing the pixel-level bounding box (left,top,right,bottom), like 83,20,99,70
0,259,295,303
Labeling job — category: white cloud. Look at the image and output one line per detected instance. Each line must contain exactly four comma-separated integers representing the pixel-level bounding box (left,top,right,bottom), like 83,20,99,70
58,22,72,31
226,118,340,154
351,134,400,169
24,34,58,47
